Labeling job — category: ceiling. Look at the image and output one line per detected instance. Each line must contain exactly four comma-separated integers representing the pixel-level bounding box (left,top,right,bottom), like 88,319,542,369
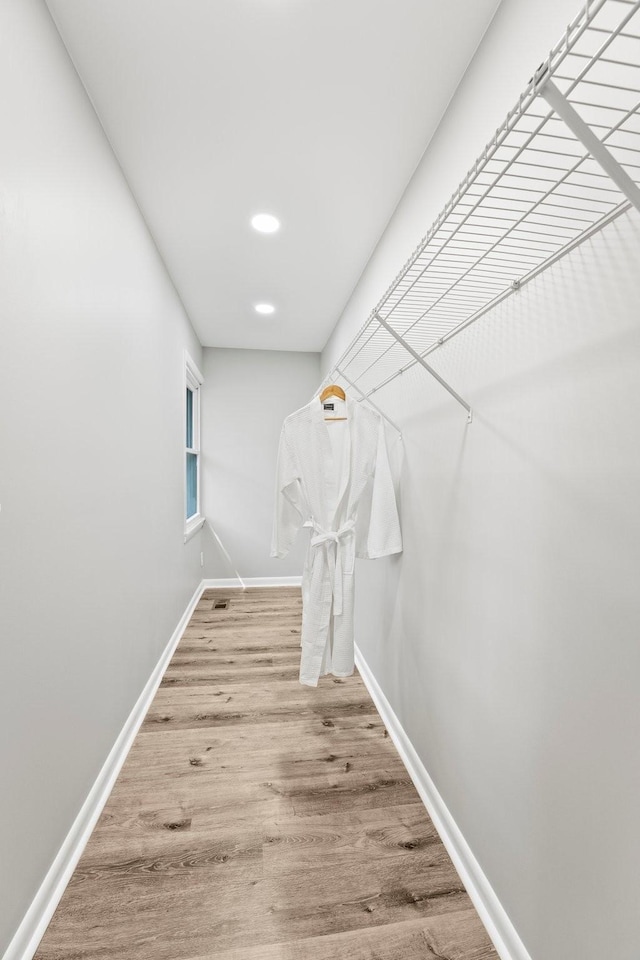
46,0,501,352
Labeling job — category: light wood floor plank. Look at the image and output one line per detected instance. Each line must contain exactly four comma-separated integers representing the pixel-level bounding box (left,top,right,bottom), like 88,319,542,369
34,587,497,960
178,912,497,960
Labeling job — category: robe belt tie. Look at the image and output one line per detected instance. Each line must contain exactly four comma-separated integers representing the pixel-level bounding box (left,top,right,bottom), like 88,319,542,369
310,520,356,617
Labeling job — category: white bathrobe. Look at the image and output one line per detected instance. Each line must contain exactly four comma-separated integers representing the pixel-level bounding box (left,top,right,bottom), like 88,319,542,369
271,396,402,686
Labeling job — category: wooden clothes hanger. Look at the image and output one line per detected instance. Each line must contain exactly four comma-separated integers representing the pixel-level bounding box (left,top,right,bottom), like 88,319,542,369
320,384,345,403
319,384,347,421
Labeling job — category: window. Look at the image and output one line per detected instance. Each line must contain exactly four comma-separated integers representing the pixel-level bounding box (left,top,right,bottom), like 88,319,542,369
184,352,204,541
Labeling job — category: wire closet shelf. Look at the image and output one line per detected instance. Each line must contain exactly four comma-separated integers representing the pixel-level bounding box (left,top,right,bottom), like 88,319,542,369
321,0,640,424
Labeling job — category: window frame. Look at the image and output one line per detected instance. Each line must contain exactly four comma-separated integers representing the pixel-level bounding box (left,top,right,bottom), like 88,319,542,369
184,351,205,543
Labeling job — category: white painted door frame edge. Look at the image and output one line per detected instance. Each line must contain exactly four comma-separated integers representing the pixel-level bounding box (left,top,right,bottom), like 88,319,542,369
4,581,205,960
354,645,533,960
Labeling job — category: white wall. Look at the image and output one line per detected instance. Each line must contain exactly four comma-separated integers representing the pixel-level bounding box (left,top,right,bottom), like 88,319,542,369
0,1,203,953
321,1,640,958
201,348,320,579
353,207,640,960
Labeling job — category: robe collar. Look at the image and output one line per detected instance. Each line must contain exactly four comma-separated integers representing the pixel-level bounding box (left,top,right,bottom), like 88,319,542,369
309,393,356,424
310,394,356,522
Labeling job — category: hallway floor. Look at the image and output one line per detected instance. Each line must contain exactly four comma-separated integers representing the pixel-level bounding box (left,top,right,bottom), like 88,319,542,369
35,587,497,960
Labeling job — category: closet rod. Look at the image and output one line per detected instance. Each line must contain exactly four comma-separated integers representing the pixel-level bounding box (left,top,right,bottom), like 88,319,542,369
373,313,473,422
334,367,403,437
319,0,640,408
330,0,621,379
364,199,631,400
540,80,640,213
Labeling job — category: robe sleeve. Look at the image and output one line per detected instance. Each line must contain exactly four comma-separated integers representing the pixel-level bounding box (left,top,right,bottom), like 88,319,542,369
270,422,305,558
355,417,403,560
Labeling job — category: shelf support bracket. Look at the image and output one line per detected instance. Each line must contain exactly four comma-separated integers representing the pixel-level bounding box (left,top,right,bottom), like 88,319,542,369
540,80,640,213
335,366,403,436
373,313,472,422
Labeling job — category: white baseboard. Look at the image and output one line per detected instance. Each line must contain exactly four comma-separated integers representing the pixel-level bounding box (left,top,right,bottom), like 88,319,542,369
354,645,532,960
201,576,302,588
4,581,205,960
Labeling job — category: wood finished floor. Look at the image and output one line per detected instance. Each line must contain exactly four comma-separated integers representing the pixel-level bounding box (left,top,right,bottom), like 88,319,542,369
35,587,497,960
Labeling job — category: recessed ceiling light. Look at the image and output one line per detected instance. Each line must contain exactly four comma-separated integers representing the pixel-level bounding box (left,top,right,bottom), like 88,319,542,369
255,303,275,315
251,213,280,234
